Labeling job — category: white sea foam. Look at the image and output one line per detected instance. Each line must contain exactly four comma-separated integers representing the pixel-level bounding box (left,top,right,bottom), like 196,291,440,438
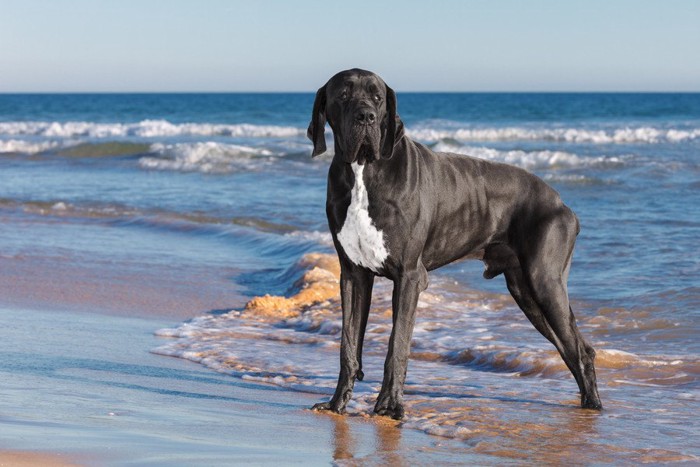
408,126,700,144
542,173,613,185
2,121,698,144
432,141,626,170
153,253,700,392
152,252,700,447
666,128,700,142
153,280,698,409
0,120,305,139
139,142,276,173
0,139,60,154
283,230,334,246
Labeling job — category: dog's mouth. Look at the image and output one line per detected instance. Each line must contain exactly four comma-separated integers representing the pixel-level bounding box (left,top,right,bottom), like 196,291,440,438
354,143,376,165
345,125,381,164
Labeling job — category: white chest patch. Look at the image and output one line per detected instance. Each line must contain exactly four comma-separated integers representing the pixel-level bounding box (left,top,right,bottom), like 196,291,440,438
337,162,389,272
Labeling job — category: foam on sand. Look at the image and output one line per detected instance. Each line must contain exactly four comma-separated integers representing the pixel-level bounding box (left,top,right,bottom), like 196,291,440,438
155,252,700,394
152,251,700,463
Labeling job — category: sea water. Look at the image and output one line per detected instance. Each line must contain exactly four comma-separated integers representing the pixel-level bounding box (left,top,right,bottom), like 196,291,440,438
1,92,698,462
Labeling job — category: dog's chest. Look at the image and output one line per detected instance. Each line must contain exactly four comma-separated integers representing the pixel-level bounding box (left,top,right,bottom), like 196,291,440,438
336,163,389,272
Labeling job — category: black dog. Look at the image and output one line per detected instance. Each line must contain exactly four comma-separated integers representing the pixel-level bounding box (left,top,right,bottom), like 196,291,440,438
309,69,602,419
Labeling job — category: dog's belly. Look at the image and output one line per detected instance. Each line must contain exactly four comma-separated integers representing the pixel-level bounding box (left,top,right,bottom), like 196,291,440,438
337,162,389,273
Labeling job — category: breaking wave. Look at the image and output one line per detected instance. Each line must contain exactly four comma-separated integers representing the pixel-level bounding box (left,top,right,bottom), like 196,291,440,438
432,141,627,170
0,120,304,139
2,120,699,145
139,142,278,173
0,139,61,154
409,125,700,144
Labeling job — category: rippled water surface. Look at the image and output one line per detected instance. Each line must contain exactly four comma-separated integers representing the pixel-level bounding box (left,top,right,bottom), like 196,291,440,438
1,92,698,462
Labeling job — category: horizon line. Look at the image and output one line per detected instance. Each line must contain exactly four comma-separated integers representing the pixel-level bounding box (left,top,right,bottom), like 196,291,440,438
1,89,699,94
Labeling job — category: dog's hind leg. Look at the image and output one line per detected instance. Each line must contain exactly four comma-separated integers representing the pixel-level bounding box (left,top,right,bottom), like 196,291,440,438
505,263,601,401
484,244,559,347
519,208,602,409
312,266,374,414
374,265,428,419
504,266,558,348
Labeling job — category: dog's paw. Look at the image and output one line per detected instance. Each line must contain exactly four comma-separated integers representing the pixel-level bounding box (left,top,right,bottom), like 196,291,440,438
374,394,405,420
581,393,603,410
311,400,346,415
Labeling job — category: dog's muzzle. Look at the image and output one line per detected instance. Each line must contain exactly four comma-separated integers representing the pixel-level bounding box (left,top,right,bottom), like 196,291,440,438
344,114,381,164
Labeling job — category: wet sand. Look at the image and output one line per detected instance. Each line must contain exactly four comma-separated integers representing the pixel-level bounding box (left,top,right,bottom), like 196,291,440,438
1,305,484,465
153,253,700,465
0,255,480,466
0,252,245,319
0,451,79,467
2,252,699,465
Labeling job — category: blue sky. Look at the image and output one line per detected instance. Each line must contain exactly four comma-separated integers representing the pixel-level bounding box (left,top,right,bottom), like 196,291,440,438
1,0,699,92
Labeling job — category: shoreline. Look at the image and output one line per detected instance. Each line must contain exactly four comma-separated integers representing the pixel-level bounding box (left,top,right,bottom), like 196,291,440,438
0,266,476,467
0,246,459,465
0,253,247,320
3,255,699,464
2,242,698,464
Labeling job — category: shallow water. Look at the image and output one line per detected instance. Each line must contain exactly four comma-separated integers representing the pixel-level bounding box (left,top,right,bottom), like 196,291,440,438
154,253,700,463
1,92,699,463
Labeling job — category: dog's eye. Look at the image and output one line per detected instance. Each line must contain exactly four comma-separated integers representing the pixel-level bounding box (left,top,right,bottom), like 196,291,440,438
373,94,382,103
340,90,348,101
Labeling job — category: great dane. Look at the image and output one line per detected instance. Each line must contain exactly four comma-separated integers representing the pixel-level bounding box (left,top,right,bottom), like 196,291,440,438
308,68,602,419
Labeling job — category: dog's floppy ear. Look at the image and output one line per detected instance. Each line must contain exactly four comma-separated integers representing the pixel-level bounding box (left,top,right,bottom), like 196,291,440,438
381,84,404,159
307,85,327,157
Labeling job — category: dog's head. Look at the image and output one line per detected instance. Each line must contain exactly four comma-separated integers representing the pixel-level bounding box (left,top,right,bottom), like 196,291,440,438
307,68,404,164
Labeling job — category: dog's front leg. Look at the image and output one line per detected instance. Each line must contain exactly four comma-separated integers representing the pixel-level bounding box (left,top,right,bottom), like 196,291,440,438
374,266,428,419
312,265,374,414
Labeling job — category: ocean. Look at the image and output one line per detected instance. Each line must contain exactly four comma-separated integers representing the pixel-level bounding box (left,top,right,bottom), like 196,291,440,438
1,92,699,462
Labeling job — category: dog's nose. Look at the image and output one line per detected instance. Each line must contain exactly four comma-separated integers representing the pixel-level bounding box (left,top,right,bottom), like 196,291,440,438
355,109,376,124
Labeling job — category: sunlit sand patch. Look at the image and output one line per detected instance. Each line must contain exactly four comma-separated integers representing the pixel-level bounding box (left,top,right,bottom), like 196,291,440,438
243,253,341,319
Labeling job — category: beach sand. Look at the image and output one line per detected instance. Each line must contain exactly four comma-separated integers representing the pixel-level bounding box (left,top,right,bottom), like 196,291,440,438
0,254,478,466
0,451,79,467
3,240,698,465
